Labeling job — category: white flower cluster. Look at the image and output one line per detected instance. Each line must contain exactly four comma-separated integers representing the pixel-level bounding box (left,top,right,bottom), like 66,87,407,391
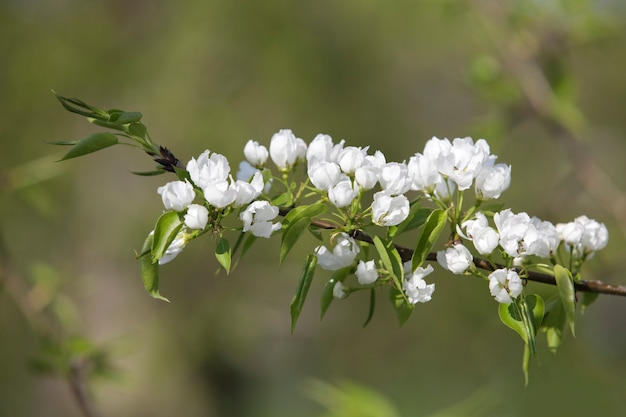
154,128,609,308
455,209,608,303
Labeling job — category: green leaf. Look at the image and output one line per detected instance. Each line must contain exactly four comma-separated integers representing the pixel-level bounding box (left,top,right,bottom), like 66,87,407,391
215,237,232,274
411,209,447,272
109,111,143,124
138,232,169,302
53,91,108,120
554,264,576,337
541,295,565,354
523,294,545,355
320,267,351,320
128,122,147,138
363,288,376,327
372,236,403,291
284,203,327,224
522,343,531,386
281,217,313,265
581,291,599,314
391,207,432,237
57,132,118,161
498,301,528,344
151,211,184,263
280,203,328,269
46,140,79,146
499,296,544,356
271,191,293,208
390,286,413,326
290,254,317,332
131,169,166,176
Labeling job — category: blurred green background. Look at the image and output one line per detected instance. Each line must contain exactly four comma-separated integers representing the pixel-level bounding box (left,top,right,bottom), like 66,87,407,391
1,1,626,416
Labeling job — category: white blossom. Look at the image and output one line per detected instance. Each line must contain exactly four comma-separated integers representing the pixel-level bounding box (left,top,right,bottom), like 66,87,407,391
306,134,335,163
438,137,491,191
488,268,523,303
184,204,209,230
557,215,609,254
243,140,269,167
494,209,532,257
269,129,307,171
308,160,342,190
187,150,230,189
437,243,473,274
315,233,360,271
328,178,359,208
356,260,378,285
407,153,440,192
332,281,348,299
157,180,195,212
337,146,367,174
203,180,238,209
379,162,412,195
402,263,435,304
475,163,511,199
240,200,281,238
371,191,410,226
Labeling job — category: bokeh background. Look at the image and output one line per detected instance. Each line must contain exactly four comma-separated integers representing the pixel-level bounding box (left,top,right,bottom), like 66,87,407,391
1,1,626,416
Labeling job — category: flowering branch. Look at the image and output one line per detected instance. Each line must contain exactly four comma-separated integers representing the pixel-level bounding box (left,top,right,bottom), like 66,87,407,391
50,93,623,382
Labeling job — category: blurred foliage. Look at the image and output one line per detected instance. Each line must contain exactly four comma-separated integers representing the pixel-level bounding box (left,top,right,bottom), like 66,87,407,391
1,0,626,416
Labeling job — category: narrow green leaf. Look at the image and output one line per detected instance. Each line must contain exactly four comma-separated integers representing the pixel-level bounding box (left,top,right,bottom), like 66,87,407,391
131,169,166,176
290,254,317,332
320,267,351,320
240,233,257,259
151,211,184,263
128,122,147,138
89,119,126,131
522,294,545,357
281,217,313,265
46,140,79,146
284,203,327,224
581,291,599,314
138,232,169,302
411,209,447,272
53,91,107,120
215,237,232,274
271,191,293,208
57,132,119,161
390,286,413,326
522,343,531,386
391,207,432,237
109,111,142,124
541,295,565,354
362,288,376,327
554,264,576,337
372,236,403,291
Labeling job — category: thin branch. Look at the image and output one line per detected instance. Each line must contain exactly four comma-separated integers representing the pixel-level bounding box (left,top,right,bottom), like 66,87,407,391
0,229,103,417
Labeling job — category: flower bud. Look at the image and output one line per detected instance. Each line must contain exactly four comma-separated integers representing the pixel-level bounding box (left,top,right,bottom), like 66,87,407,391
184,204,209,230
243,140,269,167
437,243,473,274
157,180,195,212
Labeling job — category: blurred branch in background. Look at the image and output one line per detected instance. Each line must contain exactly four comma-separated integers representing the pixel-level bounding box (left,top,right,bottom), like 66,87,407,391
468,0,626,236
0,158,114,417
